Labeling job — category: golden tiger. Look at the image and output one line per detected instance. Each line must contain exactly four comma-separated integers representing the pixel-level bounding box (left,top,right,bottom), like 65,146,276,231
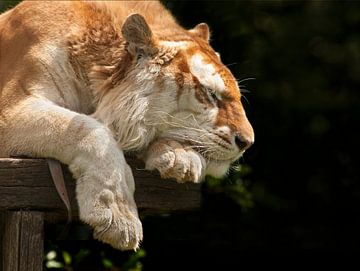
0,1,254,250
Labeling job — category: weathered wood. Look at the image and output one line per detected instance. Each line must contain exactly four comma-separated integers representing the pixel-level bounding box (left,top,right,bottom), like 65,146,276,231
19,212,44,271
0,158,201,270
2,211,44,271
0,158,201,222
2,212,21,271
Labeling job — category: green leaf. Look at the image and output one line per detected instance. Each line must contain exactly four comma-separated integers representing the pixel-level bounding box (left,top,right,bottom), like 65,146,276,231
62,251,72,265
102,258,113,268
45,260,64,269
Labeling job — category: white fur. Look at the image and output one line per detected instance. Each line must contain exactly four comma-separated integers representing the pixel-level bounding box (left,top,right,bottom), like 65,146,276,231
145,139,206,183
189,54,225,93
159,40,189,48
93,65,160,151
0,0,254,254
216,126,231,135
5,98,143,250
206,159,232,178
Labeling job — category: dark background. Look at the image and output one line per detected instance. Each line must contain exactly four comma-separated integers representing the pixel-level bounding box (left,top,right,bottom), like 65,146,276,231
146,0,360,263
1,0,360,270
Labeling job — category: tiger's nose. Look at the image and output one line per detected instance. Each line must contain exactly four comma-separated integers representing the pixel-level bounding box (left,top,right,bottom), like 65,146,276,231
235,133,254,151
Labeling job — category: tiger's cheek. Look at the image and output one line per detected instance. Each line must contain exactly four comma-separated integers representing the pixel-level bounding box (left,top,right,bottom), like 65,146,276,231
176,87,203,112
215,101,242,133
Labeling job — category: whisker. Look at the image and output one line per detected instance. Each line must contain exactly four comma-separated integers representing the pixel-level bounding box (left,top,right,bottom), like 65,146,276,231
225,62,238,67
159,111,202,126
236,77,256,84
238,85,251,94
166,134,217,148
146,118,206,134
144,110,236,161
241,95,250,105
147,111,207,133
240,88,251,94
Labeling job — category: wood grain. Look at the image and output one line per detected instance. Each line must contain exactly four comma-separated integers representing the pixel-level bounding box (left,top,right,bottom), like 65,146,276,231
2,211,44,271
0,158,201,222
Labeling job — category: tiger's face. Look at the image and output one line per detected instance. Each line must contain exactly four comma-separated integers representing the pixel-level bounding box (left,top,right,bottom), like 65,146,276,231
104,14,254,178
154,38,254,176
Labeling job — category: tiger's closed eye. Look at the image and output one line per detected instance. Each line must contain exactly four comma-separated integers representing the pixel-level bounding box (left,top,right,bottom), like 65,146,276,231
207,87,220,101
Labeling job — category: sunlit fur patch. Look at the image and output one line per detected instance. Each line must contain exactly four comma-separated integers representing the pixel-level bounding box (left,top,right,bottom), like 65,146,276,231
206,160,232,178
159,40,189,48
189,54,225,93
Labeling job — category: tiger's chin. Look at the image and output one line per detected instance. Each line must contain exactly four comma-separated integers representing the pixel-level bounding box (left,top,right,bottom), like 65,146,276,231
205,159,232,178
203,151,244,179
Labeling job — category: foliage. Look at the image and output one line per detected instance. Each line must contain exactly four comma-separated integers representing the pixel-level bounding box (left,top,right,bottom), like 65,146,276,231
43,240,146,271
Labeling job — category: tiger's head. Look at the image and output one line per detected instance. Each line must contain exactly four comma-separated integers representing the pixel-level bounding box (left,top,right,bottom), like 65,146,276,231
94,14,254,178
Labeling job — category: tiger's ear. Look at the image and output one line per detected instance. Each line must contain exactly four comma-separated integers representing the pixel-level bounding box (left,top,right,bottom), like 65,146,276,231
189,23,210,41
121,14,157,56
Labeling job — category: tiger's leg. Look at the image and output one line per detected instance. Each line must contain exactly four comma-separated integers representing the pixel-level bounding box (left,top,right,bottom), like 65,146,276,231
1,98,142,250
144,138,207,183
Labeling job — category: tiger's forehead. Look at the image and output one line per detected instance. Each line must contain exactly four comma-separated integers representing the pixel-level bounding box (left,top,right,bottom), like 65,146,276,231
189,54,225,93
159,40,189,48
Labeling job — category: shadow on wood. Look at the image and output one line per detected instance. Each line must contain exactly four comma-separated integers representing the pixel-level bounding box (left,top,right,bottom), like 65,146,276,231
0,158,201,222
0,158,201,271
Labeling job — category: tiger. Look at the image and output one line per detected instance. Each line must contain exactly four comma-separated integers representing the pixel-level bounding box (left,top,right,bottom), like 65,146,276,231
0,1,254,250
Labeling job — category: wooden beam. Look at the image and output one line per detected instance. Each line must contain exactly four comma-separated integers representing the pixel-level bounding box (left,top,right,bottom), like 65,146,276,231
0,158,201,222
2,211,44,271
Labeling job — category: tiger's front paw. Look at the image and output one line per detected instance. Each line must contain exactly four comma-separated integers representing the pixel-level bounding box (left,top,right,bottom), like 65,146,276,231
79,188,143,251
144,139,206,183
75,163,143,251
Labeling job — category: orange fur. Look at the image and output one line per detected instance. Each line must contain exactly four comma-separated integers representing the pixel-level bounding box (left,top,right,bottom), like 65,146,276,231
0,0,254,250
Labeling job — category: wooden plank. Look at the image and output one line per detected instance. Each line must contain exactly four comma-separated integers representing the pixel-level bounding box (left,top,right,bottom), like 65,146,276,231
2,211,44,271
2,212,21,271
0,158,201,222
18,212,44,271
